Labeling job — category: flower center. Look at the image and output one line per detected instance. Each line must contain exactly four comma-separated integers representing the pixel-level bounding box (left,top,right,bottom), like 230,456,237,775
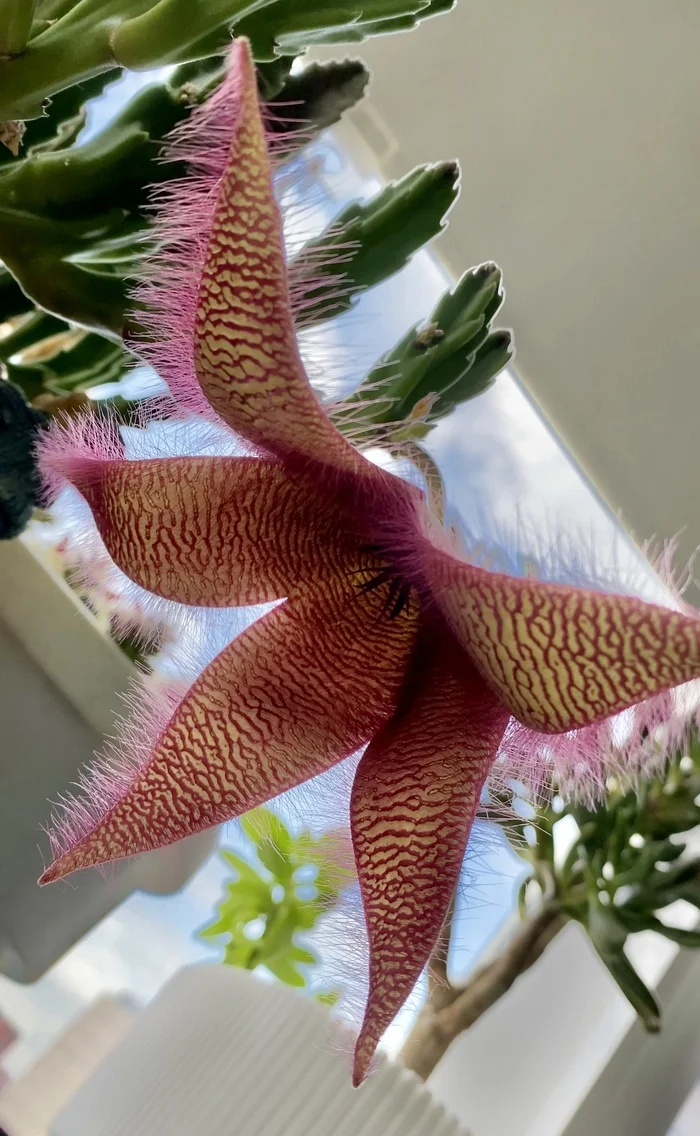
354,545,412,620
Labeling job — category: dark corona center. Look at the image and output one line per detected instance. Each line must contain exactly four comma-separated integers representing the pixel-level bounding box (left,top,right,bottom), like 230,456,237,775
354,545,412,620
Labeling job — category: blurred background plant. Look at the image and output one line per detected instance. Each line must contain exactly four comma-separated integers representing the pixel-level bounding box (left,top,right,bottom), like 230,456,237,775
200,806,353,1005
203,730,700,1079
0,0,513,545
398,728,700,1079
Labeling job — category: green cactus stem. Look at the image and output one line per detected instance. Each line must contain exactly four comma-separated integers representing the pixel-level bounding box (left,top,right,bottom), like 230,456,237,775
0,0,39,57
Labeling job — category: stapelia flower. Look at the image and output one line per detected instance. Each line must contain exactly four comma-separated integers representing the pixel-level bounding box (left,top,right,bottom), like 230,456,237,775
37,38,700,1084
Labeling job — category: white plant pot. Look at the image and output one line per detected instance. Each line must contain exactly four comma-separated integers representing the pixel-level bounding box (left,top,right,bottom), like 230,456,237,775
0,537,216,982
51,965,467,1136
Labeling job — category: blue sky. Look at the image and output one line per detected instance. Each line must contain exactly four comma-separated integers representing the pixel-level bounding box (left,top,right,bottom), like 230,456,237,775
0,75,663,1077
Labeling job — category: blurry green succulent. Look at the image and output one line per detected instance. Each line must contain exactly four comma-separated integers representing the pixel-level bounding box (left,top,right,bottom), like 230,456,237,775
200,807,352,1002
509,733,700,1032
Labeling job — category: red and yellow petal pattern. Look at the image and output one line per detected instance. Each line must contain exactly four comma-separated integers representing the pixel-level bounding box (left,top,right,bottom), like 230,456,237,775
350,628,509,1084
192,39,369,479
430,549,700,732
41,568,419,883
69,454,355,606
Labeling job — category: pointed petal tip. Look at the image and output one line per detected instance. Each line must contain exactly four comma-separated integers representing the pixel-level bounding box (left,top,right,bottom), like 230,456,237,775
352,1031,376,1088
433,550,700,734
38,855,74,886
38,837,102,884
352,1007,389,1087
39,827,116,886
35,409,123,506
231,33,253,70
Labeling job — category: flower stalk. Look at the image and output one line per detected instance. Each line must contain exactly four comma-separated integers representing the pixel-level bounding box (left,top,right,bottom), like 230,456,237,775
400,904,567,1081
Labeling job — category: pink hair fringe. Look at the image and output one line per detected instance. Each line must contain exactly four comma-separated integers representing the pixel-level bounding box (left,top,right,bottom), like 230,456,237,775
43,671,192,868
35,409,125,505
130,42,249,422
130,40,361,429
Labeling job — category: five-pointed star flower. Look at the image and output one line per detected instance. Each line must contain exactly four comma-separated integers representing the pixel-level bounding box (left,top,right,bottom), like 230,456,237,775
38,39,700,1084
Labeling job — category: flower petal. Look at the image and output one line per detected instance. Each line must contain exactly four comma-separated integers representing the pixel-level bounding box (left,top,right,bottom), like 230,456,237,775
191,39,368,477
350,629,509,1085
65,452,354,606
431,549,700,732
40,569,418,883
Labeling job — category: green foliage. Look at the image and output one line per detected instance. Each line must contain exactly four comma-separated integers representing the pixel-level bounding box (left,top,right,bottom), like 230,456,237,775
197,742,700,1039
0,264,30,320
264,59,370,143
3,322,130,402
0,63,222,336
0,0,39,57
293,0,455,47
0,70,122,168
239,0,455,59
200,807,349,1000
294,162,460,326
0,210,135,338
511,733,700,1031
0,58,369,338
344,262,513,442
0,0,451,121
0,47,512,435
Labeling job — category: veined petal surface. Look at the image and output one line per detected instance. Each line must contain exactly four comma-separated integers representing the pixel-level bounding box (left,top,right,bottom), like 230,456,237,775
350,628,509,1083
193,39,372,482
430,548,700,732
41,569,419,882
70,454,355,606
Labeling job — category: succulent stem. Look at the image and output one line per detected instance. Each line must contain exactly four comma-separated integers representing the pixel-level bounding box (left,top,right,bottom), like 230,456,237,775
0,0,39,56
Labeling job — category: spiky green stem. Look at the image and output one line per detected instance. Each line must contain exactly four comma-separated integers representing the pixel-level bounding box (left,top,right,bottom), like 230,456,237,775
0,0,39,56
0,0,450,121
0,0,262,119
111,0,268,68
0,207,130,335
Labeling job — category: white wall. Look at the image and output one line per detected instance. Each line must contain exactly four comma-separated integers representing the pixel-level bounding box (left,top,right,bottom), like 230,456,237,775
323,0,700,579
424,919,700,1136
